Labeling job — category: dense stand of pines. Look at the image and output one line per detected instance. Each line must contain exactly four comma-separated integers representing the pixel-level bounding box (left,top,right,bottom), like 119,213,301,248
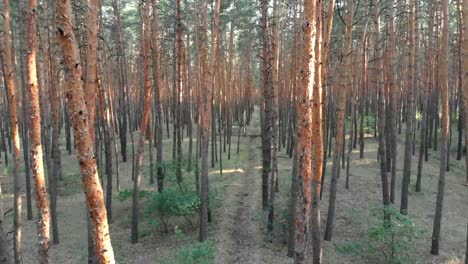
0,0,466,263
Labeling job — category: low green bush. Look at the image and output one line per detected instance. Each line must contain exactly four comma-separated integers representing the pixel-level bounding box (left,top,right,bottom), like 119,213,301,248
175,241,214,264
335,205,424,264
146,188,200,232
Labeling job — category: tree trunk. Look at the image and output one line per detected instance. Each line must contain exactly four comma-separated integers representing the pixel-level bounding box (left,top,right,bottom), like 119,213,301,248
175,0,184,185
400,0,416,215
112,0,128,163
431,0,449,254
294,0,316,262
131,0,152,243
2,1,24,262
267,0,280,232
462,0,468,184
324,0,353,242
0,184,11,264
385,0,398,203
56,0,115,262
311,2,323,262
260,0,272,210
17,0,34,222
26,0,51,261
199,0,221,242
373,0,390,211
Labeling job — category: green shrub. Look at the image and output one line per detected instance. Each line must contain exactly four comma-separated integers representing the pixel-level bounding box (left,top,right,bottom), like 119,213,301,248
335,205,424,264
175,241,214,264
163,241,214,264
367,206,423,264
335,242,364,257
146,188,200,232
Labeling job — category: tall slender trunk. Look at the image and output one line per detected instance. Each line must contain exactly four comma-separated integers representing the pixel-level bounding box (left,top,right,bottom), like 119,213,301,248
131,0,152,243
267,0,280,232
17,0,34,222
112,0,128,163
431,0,450,254
2,1,23,262
260,0,272,210
199,0,221,242
416,0,434,192
373,0,390,210
26,0,51,261
400,0,416,215
46,0,61,244
324,0,353,242
387,0,398,203
462,0,468,184
311,2,323,262
294,0,316,262
175,0,184,185
151,0,164,192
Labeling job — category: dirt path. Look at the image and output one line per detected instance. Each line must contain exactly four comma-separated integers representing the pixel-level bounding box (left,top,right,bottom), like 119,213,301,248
214,132,263,263
214,109,292,264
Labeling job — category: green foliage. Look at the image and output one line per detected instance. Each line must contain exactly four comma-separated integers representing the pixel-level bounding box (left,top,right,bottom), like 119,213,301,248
146,188,200,232
335,242,364,257
161,223,214,264
336,205,424,264
345,114,377,133
117,189,151,201
163,241,214,264
367,206,423,264
175,241,214,264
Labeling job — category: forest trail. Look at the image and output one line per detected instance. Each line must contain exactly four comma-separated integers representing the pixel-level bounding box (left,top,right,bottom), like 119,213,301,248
214,133,263,263
214,111,291,264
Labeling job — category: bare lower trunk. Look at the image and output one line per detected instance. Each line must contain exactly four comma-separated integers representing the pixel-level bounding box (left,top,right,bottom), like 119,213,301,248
0,184,11,263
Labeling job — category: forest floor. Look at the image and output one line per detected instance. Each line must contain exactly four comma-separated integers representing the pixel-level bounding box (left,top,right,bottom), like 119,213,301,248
0,109,466,264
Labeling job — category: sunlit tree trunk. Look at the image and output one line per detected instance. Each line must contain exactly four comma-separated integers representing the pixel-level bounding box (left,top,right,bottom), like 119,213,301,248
294,0,316,262
56,0,115,262
17,0,34,222
26,0,51,261
311,1,323,262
